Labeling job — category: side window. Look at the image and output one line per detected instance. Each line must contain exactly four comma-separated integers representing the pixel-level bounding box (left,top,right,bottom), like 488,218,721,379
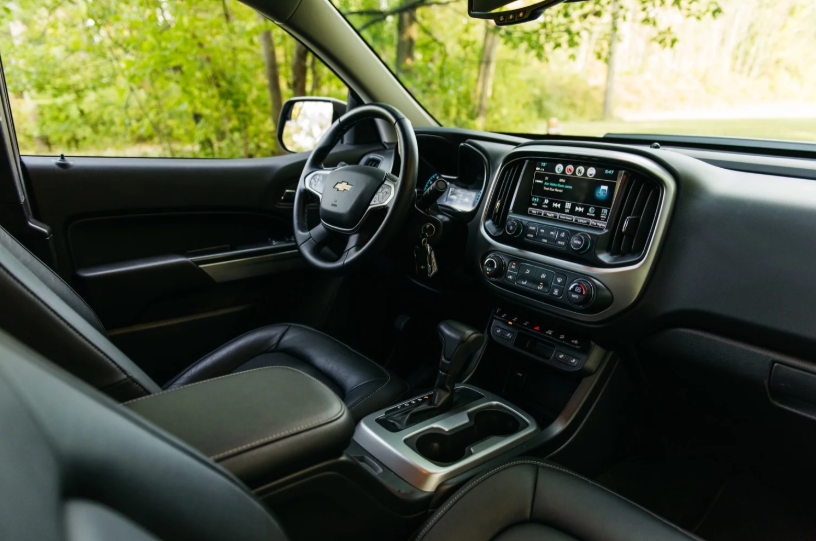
0,1,347,158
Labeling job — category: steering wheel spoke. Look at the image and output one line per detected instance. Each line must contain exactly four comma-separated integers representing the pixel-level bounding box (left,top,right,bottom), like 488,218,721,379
304,168,335,200
368,178,396,210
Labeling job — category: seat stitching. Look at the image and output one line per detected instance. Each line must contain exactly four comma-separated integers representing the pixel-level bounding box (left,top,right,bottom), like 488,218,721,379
210,400,345,460
413,459,702,541
0,263,151,396
347,372,390,411
0,227,108,334
125,366,317,405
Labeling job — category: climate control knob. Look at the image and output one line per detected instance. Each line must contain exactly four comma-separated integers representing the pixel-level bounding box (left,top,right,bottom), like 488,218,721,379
566,279,595,307
570,233,591,253
504,219,523,237
482,255,505,279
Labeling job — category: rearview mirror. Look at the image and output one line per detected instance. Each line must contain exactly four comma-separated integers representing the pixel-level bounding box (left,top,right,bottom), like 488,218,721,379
277,97,347,154
468,0,570,25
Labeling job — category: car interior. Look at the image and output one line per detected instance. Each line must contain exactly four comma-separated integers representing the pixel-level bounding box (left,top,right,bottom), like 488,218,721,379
2,0,816,540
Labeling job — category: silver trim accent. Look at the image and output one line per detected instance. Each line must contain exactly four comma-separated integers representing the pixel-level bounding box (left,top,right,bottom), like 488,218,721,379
353,385,540,492
199,250,302,282
305,170,397,234
479,145,677,322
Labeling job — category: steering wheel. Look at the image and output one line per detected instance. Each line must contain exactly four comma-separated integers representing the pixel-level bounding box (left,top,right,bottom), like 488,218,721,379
293,103,418,272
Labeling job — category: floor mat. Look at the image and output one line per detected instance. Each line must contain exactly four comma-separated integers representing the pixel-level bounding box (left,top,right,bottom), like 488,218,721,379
695,474,816,541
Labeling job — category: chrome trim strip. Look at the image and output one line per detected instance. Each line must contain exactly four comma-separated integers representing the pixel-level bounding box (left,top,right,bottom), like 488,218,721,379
479,145,677,322
199,250,302,283
353,385,540,492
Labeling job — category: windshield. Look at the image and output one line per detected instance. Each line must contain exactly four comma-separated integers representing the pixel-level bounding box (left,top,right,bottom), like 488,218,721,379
334,0,816,143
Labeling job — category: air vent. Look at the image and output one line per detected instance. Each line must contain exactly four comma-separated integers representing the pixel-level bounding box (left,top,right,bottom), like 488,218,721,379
363,156,382,168
487,162,524,230
608,174,661,258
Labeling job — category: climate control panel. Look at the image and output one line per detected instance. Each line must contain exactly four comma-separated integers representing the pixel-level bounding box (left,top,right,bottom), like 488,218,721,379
481,252,613,313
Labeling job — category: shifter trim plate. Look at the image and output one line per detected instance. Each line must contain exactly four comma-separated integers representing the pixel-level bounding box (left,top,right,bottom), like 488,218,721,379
353,385,540,491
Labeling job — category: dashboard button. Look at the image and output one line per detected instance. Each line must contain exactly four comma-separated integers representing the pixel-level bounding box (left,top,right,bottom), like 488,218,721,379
518,264,536,278
516,276,534,289
532,267,553,283
508,261,519,272
550,285,564,297
574,217,591,226
590,220,606,229
555,230,571,248
524,224,538,240
543,211,558,219
504,271,518,284
558,214,574,223
553,273,567,287
533,281,550,294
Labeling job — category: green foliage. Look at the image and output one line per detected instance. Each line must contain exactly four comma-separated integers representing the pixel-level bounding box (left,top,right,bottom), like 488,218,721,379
0,0,347,157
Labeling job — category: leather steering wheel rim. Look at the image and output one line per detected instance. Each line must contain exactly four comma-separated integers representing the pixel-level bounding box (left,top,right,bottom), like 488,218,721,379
292,103,418,272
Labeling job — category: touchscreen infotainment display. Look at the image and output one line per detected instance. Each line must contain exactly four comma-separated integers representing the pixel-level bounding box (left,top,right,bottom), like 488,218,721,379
526,160,620,227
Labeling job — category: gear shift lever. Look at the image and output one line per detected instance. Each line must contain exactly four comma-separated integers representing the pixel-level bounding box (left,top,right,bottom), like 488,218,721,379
385,321,484,430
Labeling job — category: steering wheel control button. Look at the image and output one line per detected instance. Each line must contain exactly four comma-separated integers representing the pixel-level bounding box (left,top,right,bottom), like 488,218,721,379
371,183,392,206
567,279,594,307
505,219,523,237
570,233,591,253
309,173,327,194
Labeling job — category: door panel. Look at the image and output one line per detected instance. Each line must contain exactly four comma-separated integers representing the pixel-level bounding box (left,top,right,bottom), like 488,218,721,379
20,144,381,383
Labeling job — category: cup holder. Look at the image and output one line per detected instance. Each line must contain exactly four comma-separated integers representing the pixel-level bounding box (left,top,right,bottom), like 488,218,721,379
412,408,526,465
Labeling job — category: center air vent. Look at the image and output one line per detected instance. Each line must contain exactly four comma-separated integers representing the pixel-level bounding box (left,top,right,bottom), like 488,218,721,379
363,156,382,168
607,174,661,258
485,162,524,235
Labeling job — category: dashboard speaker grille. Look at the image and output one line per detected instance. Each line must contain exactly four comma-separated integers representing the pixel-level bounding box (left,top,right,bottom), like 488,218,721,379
488,162,523,228
608,174,660,257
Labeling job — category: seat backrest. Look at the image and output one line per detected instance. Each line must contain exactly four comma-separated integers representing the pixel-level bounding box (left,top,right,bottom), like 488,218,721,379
0,327,289,541
0,226,160,401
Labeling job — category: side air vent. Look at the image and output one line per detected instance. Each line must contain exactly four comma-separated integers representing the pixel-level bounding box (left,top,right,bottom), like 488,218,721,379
363,156,382,168
486,162,524,233
608,174,661,258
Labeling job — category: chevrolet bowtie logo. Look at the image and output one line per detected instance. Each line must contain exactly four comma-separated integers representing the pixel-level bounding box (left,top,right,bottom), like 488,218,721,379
334,181,353,192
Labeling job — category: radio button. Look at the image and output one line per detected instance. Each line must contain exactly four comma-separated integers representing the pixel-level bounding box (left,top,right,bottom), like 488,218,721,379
543,211,559,219
574,217,591,226
558,214,574,223
524,223,537,239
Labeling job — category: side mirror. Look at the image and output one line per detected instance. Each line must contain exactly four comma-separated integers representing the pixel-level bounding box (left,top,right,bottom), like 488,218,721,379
468,0,570,25
277,97,347,153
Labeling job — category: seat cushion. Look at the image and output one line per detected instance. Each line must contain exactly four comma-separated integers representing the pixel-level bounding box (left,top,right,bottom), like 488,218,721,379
415,460,701,541
165,324,408,420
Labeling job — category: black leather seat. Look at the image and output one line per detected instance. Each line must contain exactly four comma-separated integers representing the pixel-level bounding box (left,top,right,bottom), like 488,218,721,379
0,226,405,418
413,460,701,541
0,328,699,541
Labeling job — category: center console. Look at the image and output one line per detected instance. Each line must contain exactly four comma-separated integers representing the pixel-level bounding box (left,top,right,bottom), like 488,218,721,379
354,386,539,491
478,145,676,322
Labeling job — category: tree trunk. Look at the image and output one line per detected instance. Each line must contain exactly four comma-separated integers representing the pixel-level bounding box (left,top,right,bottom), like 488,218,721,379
396,6,417,74
292,42,308,97
309,54,322,95
603,0,621,120
475,24,499,128
258,15,283,128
